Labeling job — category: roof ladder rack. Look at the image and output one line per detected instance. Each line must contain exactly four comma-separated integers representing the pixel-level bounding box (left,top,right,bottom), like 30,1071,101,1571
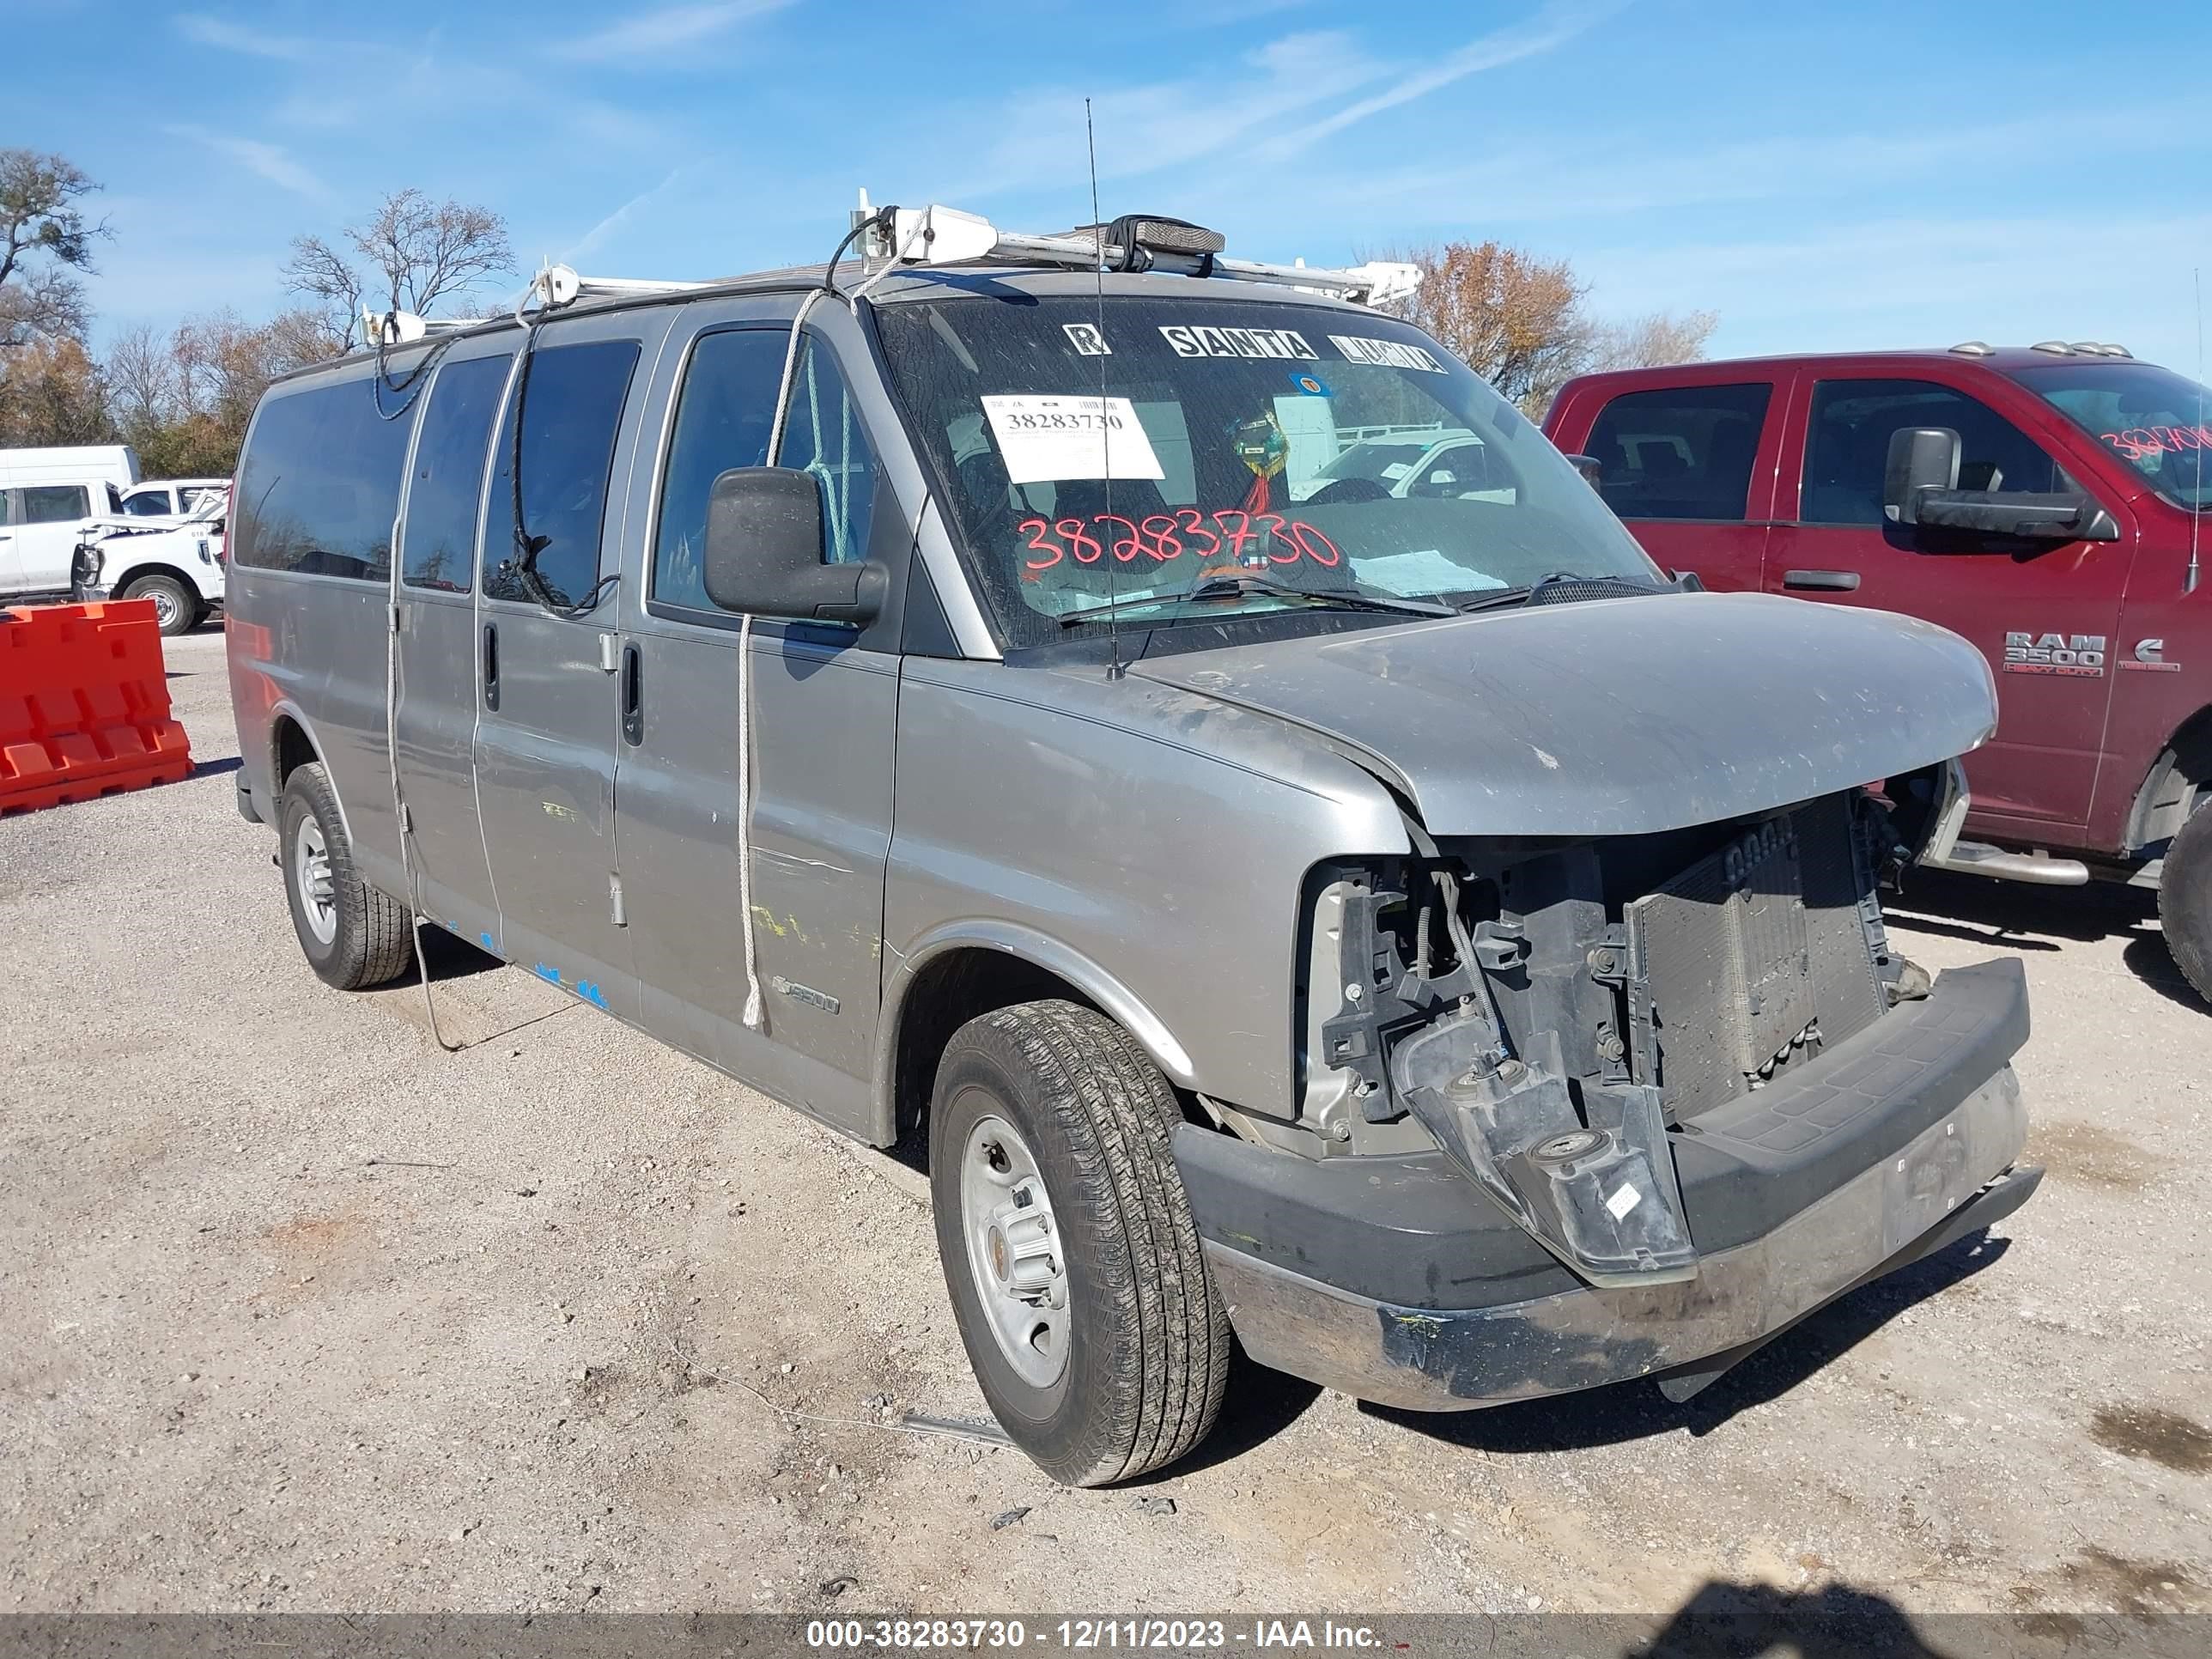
362,308,493,347
518,264,716,319
878,203,1423,307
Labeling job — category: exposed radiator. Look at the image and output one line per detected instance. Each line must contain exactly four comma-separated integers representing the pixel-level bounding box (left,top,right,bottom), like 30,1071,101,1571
1626,794,1887,1119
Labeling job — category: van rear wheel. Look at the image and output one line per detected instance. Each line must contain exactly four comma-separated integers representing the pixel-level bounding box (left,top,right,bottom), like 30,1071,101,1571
279,762,413,990
2159,795,2212,1006
928,1000,1230,1486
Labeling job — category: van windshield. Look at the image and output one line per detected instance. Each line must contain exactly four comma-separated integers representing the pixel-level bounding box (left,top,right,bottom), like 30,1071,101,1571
873,293,1660,646
2009,361,2212,512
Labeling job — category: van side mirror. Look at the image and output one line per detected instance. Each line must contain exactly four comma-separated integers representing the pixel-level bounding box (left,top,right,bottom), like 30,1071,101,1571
1882,426,2119,544
702,467,887,624
1563,453,1603,489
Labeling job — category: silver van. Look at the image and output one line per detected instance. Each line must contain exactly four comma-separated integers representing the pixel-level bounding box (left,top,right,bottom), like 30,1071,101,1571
227,208,2039,1486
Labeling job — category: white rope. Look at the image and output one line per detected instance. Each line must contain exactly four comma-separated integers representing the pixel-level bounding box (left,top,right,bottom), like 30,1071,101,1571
736,610,763,1031
738,284,836,1034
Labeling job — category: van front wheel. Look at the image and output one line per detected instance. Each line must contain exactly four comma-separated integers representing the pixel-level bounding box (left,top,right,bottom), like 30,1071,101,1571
929,1000,1230,1486
2159,794,2212,1006
279,762,413,990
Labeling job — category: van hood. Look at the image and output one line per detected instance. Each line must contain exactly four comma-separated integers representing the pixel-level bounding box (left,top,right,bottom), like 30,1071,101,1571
1125,591,1996,837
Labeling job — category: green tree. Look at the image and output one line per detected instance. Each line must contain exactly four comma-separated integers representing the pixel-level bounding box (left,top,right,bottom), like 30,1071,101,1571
0,149,105,351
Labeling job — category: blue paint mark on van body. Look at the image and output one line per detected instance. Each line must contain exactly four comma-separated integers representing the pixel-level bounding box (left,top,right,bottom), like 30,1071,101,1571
532,963,562,986
576,980,608,1009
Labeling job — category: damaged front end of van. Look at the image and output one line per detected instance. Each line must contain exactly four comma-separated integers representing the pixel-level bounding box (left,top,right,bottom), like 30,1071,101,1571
1152,591,2040,1411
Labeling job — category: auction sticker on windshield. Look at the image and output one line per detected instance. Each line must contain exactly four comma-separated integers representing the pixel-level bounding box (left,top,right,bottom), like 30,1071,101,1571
982,394,1167,485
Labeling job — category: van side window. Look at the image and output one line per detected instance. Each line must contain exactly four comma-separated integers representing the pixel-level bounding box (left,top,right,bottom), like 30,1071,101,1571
232,380,414,580
775,338,879,565
652,329,784,610
401,354,511,593
483,339,641,608
1802,379,2063,526
653,331,881,613
21,484,91,524
1582,383,1771,521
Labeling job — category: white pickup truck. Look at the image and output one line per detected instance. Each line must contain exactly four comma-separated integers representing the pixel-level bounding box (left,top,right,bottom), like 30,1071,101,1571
74,490,228,635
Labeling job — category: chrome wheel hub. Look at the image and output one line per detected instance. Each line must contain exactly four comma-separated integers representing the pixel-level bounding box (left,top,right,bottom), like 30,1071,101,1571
958,1111,1069,1389
148,587,180,630
294,816,337,945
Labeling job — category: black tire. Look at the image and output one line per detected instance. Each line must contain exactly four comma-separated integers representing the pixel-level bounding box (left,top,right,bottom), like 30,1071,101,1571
120,572,201,636
2159,796,2212,1005
929,1000,1230,1486
278,761,413,990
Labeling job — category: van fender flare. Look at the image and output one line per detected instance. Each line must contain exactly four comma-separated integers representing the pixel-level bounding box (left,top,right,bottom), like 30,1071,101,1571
264,698,356,848
872,920,1199,1139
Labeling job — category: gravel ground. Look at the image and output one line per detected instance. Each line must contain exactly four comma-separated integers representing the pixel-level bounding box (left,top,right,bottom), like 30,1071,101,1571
2,629,2207,1638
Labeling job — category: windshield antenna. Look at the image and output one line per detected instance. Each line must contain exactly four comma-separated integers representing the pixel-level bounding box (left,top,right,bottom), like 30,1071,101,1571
2191,266,2204,594
1086,97,1123,679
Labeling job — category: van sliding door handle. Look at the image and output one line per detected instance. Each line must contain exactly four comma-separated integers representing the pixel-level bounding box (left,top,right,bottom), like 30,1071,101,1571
620,642,643,745
1782,568,1861,592
483,623,500,710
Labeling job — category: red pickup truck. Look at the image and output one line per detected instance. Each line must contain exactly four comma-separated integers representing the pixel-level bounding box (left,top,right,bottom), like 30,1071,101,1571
1543,343,2212,1001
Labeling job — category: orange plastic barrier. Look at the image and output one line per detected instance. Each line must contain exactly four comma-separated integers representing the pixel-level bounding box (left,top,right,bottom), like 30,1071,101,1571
0,600,193,814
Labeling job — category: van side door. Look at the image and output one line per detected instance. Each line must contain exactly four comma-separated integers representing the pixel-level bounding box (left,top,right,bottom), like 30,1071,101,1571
612,301,903,1139
391,343,514,951
472,310,672,1013
1765,369,2130,835
1565,376,1779,589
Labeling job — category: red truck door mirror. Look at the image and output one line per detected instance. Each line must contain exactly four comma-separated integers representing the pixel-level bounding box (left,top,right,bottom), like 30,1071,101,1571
1881,428,1960,526
1884,426,2119,544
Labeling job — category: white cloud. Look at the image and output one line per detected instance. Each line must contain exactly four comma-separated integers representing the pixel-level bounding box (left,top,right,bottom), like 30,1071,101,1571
164,125,331,202
1257,0,1624,160
946,2,1605,198
564,168,692,263
550,0,794,63
961,31,1384,197
173,12,320,61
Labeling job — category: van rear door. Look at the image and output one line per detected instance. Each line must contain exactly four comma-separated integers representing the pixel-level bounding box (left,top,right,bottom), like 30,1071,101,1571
471,313,671,1014
392,344,515,951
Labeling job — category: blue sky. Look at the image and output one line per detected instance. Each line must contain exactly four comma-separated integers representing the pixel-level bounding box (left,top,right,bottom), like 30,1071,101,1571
18,0,2212,372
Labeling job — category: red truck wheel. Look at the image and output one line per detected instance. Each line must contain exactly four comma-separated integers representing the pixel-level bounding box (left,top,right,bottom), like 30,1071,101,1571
2160,801,2212,1006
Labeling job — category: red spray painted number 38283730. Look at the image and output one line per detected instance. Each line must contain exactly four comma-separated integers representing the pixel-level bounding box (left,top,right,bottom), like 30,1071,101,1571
1018,509,1341,572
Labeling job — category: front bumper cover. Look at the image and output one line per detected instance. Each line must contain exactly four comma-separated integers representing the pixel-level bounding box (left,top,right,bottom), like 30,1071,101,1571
1180,957,2036,1411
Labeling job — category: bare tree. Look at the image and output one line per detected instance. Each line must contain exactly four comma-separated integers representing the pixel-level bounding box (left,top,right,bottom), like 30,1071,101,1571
279,234,365,350
0,149,106,349
284,189,513,349
103,322,179,442
1589,309,1719,372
